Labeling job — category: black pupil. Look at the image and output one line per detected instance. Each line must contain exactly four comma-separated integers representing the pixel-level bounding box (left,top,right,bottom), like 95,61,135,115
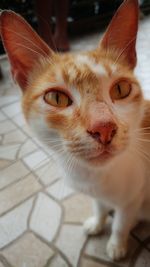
54,91,72,106
56,92,59,104
118,84,121,95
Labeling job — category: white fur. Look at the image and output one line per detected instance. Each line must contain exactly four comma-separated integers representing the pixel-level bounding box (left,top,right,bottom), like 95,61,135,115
76,55,108,76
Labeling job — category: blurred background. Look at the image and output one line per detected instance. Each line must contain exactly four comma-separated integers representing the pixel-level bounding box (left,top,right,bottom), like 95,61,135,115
1,0,150,55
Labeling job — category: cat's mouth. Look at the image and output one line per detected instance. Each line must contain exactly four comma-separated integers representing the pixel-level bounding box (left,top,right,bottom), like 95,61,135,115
87,149,113,163
78,144,117,165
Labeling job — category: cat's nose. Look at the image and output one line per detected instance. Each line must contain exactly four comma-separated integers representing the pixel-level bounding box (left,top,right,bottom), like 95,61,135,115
87,122,117,145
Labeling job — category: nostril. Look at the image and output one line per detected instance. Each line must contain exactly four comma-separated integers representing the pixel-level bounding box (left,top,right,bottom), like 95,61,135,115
111,128,117,138
87,131,100,142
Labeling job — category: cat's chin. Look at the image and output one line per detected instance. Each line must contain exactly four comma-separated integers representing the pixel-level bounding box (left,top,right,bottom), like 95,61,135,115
82,151,115,168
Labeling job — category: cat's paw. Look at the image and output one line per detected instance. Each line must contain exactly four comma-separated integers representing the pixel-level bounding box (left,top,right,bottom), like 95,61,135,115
84,217,104,235
106,239,127,261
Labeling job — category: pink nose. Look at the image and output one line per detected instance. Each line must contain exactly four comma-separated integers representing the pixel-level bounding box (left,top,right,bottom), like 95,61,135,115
87,122,117,145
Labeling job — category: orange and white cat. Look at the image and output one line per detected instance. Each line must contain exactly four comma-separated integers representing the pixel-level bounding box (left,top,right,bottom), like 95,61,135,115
1,0,150,261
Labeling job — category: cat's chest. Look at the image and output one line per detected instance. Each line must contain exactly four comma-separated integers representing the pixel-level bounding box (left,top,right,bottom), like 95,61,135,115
58,152,146,207
60,156,116,200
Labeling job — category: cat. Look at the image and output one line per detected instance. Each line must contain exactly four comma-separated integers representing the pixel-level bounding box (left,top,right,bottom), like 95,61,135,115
1,0,150,261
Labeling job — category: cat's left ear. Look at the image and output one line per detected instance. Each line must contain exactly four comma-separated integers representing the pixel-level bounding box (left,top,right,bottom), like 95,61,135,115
100,0,139,69
0,10,53,90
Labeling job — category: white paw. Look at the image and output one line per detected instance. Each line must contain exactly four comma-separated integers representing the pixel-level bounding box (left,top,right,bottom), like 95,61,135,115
106,240,127,261
84,217,104,235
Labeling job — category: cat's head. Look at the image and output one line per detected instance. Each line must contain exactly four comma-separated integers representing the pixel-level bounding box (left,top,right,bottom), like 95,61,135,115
0,0,144,169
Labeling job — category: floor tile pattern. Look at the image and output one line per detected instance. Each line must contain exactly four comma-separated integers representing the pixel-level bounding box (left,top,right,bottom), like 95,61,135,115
0,15,150,267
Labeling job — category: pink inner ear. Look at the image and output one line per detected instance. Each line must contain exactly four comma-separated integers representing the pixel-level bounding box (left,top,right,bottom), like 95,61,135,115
101,0,139,69
0,11,52,90
10,59,29,87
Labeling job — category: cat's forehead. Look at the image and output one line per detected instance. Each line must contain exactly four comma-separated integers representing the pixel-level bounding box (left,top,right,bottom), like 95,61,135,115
53,51,133,96
55,51,118,93
60,52,117,83
75,54,117,76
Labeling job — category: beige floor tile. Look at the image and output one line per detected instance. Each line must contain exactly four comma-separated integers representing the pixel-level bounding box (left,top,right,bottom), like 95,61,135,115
30,192,62,242
23,149,48,170
0,160,29,190
2,101,21,118
12,112,26,127
0,198,33,248
63,194,92,223
18,139,37,159
0,96,19,108
3,129,27,144
0,120,16,134
0,262,5,267
2,233,54,267
34,160,60,186
56,224,87,267
49,254,68,267
80,258,108,267
0,111,6,122
21,124,34,137
0,159,12,170
47,179,74,200
0,174,41,215
0,144,20,160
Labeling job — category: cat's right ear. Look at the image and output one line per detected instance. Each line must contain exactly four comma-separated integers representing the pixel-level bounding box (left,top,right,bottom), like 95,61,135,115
100,0,139,69
0,10,53,90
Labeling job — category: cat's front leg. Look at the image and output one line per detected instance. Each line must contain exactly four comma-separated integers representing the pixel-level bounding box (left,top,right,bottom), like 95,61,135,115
84,199,109,235
107,204,140,261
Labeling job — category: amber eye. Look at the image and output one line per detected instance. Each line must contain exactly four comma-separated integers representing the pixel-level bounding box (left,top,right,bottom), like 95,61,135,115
110,81,131,101
44,90,72,107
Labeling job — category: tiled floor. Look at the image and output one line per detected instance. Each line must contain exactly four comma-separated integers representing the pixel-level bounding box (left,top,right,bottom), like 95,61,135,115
0,15,150,267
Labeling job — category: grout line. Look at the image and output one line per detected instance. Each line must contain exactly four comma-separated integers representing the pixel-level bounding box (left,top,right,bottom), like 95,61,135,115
0,134,4,146
0,162,42,194
32,231,73,267
128,242,145,267
0,231,27,252
27,195,37,230
43,253,56,267
130,231,150,252
45,177,61,189
15,138,35,160
20,156,58,190
0,98,20,110
63,221,83,226
23,159,59,189
0,189,41,218
42,190,65,244
0,254,13,267
43,188,62,204
83,254,121,267
77,237,88,267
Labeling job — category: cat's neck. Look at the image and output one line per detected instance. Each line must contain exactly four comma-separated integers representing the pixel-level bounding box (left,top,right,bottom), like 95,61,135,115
55,145,145,200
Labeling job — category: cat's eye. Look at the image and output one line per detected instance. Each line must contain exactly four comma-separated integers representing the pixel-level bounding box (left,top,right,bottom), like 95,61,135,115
110,81,131,101
44,90,72,108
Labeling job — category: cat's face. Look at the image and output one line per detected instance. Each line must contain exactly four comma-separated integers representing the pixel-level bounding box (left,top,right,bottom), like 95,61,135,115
22,50,143,168
0,0,142,168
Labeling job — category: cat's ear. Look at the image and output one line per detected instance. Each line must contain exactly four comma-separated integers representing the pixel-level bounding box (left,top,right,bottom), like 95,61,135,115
0,10,53,90
100,0,139,69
